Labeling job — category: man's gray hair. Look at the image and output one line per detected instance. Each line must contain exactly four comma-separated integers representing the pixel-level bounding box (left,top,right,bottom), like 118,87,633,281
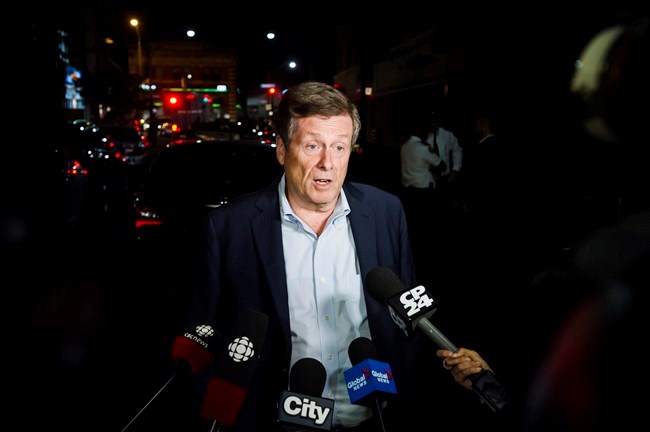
275,81,361,146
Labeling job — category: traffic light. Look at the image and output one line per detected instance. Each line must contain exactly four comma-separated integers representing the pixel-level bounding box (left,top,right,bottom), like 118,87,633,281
167,94,180,107
267,87,277,96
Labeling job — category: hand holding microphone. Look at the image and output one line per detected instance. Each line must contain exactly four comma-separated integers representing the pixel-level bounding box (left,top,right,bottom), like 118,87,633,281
437,347,493,390
365,266,508,413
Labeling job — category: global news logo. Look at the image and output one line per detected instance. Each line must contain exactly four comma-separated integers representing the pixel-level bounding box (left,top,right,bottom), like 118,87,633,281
344,359,397,404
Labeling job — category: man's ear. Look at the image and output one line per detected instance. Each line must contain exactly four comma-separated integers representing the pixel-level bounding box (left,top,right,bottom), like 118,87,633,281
276,137,286,165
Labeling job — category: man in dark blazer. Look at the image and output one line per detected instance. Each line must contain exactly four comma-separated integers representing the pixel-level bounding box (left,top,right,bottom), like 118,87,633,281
183,81,492,431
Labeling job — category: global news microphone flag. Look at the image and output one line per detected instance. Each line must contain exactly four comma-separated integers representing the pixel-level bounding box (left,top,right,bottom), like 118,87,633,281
344,337,397,406
201,308,269,427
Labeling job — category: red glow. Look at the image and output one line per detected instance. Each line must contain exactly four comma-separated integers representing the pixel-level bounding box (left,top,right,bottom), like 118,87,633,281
135,219,163,229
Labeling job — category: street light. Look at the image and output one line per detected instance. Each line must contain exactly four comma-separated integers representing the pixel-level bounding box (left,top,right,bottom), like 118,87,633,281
266,59,298,85
129,18,143,77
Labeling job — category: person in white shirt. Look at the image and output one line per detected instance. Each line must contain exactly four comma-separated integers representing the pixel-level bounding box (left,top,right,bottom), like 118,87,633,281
426,110,463,187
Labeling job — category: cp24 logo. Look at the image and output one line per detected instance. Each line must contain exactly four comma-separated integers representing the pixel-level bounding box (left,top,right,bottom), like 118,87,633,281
399,286,434,316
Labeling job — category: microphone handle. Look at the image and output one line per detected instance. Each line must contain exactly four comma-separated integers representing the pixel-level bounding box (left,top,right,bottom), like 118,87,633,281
469,370,508,412
416,319,458,351
120,372,179,432
372,398,388,432
416,319,508,412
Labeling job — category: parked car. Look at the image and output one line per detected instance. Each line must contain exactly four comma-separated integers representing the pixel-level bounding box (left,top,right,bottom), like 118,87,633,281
88,124,149,167
133,139,282,249
52,122,132,237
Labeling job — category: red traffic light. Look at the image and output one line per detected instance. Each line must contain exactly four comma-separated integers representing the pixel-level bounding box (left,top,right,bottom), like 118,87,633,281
168,95,180,106
162,92,183,108
267,87,277,96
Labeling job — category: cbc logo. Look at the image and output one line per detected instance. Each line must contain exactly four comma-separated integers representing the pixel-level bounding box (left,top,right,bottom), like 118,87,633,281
399,286,434,317
228,336,255,362
195,324,214,338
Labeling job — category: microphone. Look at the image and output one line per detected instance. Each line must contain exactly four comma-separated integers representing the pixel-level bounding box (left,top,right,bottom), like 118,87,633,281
365,267,452,349
120,325,221,432
365,266,508,413
200,308,269,428
277,357,334,431
171,323,220,374
344,337,396,432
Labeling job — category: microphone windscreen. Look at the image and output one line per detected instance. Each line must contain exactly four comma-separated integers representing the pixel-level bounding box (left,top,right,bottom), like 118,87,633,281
365,267,405,301
171,323,220,374
201,308,268,426
348,336,377,365
201,377,248,427
289,357,326,396
171,335,214,374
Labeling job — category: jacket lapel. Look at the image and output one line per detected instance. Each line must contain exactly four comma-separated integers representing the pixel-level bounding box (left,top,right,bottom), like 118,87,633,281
250,180,293,357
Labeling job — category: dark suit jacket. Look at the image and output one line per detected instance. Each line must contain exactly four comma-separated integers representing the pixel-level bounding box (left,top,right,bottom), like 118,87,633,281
187,176,432,431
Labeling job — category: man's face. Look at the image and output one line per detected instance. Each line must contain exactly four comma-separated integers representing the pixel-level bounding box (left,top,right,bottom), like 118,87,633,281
276,115,353,212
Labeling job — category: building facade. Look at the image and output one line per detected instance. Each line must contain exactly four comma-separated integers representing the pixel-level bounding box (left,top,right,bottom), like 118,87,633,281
128,40,238,129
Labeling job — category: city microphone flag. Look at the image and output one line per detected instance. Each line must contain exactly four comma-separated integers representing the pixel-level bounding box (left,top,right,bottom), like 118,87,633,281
344,359,397,405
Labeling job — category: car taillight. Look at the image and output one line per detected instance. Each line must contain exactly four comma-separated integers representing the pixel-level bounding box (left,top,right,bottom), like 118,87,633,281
134,206,163,229
66,160,88,177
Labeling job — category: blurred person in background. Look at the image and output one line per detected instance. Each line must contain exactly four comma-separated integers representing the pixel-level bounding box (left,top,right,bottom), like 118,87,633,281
453,109,523,303
399,112,447,282
518,14,649,431
427,110,463,189
424,110,465,285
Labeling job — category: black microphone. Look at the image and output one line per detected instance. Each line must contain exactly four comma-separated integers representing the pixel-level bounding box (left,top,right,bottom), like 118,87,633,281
344,337,396,432
200,308,269,428
120,325,221,432
277,357,334,431
365,266,508,413
365,267,452,348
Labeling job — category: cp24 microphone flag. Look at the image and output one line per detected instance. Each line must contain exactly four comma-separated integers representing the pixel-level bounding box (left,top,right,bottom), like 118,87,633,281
201,308,269,427
365,266,454,349
365,266,508,413
277,357,334,431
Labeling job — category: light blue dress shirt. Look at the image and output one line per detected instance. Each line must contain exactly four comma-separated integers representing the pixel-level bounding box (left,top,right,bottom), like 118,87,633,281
278,175,372,427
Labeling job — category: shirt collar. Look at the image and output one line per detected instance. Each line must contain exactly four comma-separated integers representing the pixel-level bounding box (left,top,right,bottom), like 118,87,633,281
278,174,351,223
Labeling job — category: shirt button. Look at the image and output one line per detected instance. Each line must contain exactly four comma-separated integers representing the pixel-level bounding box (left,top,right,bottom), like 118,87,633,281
319,276,326,283
323,315,329,321
327,354,333,361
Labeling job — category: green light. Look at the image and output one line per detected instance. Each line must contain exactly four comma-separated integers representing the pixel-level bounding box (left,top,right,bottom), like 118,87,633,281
163,86,228,93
